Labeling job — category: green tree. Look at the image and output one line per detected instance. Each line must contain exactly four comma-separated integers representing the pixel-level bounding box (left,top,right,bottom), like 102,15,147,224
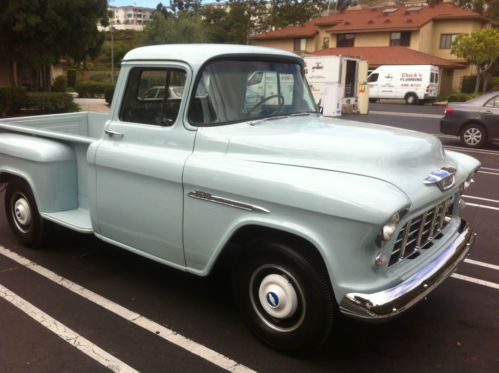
0,0,108,91
452,28,499,93
141,11,209,44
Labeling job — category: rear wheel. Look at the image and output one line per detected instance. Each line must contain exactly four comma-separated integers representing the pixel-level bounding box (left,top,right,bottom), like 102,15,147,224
461,123,487,148
405,93,419,105
5,179,44,248
232,239,335,353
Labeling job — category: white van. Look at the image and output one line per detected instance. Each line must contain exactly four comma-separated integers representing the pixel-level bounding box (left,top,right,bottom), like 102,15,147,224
367,65,439,104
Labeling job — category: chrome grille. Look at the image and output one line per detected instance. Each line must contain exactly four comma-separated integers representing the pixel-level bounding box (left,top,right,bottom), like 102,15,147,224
389,197,455,266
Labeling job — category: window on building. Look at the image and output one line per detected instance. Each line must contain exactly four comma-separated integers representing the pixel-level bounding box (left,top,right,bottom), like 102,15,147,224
440,34,458,49
293,38,307,52
323,37,330,49
337,33,354,48
390,31,411,46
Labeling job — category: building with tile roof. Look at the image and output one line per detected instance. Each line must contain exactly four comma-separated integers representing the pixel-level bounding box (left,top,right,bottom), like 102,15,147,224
250,3,496,94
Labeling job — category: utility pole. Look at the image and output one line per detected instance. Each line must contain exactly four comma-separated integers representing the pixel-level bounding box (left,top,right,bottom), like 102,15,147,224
111,26,115,85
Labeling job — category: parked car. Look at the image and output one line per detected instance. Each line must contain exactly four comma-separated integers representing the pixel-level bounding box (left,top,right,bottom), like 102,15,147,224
141,85,184,100
440,91,499,148
0,44,479,353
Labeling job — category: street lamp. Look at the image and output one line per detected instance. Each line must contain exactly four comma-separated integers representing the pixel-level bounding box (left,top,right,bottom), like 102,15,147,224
110,26,115,85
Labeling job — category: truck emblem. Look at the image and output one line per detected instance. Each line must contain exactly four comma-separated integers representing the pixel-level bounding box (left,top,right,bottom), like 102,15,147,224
423,167,457,191
266,292,279,308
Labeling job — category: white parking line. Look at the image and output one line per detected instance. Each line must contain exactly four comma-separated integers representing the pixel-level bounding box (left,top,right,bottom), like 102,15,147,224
452,273,499,291
478,171,499,176
481,166,499,172
444,146,499,156
0,246,254,373
463,195,499,204
0,284,138,373
465,259,499,272
466,202,499,212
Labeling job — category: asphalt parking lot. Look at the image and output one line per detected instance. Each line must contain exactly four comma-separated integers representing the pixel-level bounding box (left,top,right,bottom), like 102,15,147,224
0,103,498,372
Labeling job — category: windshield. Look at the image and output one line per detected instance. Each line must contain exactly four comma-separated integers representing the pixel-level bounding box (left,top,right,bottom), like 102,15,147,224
188,59,317,125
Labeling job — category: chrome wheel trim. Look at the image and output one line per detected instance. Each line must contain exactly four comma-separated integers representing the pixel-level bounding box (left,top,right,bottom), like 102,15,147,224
463,128,482,146
249,264,306,332
12,195,32,233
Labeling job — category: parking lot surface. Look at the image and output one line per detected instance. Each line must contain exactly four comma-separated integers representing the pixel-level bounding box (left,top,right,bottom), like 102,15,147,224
1,105,498,372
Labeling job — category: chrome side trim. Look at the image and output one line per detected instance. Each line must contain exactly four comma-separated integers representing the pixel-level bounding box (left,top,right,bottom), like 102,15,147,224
187,190,270,214
340,219,475,320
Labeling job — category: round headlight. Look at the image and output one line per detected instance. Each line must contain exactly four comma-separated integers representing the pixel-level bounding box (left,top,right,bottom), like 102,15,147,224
381,213,400,241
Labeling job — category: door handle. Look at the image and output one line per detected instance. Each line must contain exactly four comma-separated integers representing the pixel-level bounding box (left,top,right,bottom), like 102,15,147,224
105,129,124,138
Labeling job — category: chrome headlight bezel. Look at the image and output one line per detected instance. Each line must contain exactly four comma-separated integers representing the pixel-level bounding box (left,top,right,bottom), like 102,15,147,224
376,208,409,247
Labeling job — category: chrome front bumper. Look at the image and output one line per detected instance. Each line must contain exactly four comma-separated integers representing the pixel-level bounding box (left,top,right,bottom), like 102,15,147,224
340,220,475,320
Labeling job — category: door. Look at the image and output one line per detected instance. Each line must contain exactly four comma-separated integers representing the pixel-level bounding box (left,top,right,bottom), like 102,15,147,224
482,94,499,139
94,64,195,266
380,72,395,98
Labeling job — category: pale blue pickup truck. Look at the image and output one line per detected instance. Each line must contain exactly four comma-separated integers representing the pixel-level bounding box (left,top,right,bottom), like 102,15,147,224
0,44,480,352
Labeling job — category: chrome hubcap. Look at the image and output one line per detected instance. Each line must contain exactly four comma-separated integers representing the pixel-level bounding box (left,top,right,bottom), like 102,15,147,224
258,274,298,319
13,197,31,233
464,128,482,145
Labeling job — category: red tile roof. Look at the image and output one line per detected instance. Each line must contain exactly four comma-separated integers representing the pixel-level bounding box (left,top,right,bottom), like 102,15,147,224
311,46,463,68
250,4,488,40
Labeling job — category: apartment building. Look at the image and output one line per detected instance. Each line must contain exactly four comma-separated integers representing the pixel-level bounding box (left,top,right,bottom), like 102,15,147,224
108,6,154,30
250,3,496,94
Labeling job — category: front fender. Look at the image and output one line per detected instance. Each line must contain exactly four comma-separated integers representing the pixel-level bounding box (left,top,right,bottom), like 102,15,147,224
0,133,78,212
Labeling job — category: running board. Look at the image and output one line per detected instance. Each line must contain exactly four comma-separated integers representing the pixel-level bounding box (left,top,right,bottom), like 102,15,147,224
41,208,93,233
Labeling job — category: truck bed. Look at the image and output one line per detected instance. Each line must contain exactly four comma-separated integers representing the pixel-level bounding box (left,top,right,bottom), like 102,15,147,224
0,112,107,143
0,112,107,233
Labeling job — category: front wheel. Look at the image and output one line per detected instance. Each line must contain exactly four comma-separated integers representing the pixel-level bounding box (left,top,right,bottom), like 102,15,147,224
233,240,335,353
5,179,44,248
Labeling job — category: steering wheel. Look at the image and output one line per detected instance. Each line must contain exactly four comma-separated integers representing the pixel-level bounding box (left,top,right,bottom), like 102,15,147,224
247,94,285,115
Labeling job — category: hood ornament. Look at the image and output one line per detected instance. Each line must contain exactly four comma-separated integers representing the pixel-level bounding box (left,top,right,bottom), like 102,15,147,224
423,167,457,191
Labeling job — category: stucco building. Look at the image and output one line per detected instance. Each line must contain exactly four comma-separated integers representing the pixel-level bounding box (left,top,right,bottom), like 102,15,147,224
250,3,496,94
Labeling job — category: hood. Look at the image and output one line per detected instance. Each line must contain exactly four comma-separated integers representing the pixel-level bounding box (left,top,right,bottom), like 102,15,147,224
197,115,458,199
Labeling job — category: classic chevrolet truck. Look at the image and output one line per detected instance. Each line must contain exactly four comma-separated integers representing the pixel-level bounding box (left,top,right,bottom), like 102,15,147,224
0,45,480,352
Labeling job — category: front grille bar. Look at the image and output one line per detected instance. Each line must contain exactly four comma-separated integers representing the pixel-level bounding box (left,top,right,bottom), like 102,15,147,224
388,197,455,266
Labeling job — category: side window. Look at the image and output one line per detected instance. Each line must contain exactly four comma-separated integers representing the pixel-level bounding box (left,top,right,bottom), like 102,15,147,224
368,73,378,83
485,96,499,108
120,68,186,126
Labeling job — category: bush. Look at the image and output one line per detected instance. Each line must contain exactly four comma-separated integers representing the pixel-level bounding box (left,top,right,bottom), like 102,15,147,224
487,76,499,92
67,69,77,88
75,80,114,98
25,92,79,113
104,87,115,105
52,76,67,92
89,72,113,82
0,87,27,117
447,92,480,102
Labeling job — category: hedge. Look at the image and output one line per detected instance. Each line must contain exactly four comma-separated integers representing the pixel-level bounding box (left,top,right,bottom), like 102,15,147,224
52,76,67,92
25,92,79,113
447,92,480,102
0,87,27,116
75,80,114,98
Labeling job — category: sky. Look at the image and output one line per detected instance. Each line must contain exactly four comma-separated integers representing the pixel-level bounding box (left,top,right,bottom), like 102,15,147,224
108,0,216,7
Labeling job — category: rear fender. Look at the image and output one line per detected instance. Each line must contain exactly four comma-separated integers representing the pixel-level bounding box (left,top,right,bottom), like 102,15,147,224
0,133,78,213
